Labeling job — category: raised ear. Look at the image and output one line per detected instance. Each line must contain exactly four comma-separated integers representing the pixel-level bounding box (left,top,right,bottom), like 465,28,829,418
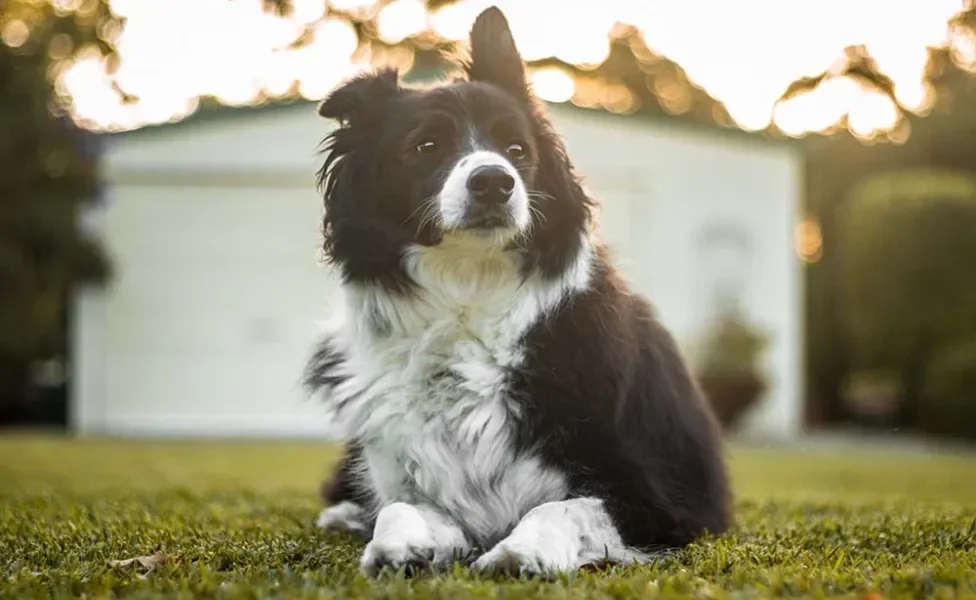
466,7,528,101
317,68,400,126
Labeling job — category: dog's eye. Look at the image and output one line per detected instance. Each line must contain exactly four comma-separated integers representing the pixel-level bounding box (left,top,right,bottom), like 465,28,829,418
506,143,526,160
416,140,437,154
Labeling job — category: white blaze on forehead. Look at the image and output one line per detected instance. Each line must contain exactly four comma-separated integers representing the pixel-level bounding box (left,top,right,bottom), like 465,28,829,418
437,150,531,232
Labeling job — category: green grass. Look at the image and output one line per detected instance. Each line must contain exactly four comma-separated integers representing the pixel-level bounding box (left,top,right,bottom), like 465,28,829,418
1,435,975,599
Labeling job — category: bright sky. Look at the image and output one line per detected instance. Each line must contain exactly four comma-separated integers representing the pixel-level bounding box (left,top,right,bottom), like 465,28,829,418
16,0,976,136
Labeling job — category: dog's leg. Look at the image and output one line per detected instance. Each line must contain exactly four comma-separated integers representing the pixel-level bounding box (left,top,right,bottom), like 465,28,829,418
473,498,650,578
315,443,372,537
361,502,470,576
316,500,370,536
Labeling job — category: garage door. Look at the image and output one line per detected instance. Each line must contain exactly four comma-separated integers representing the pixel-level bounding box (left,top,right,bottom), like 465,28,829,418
77,183,341,437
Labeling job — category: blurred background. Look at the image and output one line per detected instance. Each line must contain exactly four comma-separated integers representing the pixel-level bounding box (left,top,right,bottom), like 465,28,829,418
2,0,975,446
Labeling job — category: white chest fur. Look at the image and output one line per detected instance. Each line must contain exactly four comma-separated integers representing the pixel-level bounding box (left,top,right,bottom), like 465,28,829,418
322,236,593,545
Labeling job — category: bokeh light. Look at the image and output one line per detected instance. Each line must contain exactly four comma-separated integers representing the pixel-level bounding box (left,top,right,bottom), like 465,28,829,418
530,67,575,104
795,217,824,264
376,0,427,45
4,0,972,137
1,20,30,48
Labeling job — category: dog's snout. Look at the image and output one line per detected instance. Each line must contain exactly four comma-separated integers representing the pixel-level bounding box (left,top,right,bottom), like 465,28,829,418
467,166,515,205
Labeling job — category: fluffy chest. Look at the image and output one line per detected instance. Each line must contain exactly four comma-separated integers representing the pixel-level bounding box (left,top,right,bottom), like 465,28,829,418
329,245,578,544
351,308,566,544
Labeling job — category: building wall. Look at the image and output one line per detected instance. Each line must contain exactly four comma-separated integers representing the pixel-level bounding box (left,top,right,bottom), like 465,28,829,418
72,182,337,436
75,103,803,439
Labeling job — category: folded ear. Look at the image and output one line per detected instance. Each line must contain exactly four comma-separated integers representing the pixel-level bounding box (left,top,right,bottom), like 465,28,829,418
318,68,400,126
466,7,528,102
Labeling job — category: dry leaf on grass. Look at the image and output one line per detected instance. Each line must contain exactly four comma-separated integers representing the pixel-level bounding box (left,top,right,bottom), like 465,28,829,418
108,551,176,571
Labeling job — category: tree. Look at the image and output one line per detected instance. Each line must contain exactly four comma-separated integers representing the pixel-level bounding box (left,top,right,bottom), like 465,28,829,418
0,1,112,421
254,0,976,140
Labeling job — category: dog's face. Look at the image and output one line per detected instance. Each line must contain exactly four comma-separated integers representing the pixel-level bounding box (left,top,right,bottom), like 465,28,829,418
352,80,538,238
406,83,537,235
317,7,592,285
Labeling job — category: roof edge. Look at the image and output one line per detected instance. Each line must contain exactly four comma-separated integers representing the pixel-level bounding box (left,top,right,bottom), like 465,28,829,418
106,66,805,150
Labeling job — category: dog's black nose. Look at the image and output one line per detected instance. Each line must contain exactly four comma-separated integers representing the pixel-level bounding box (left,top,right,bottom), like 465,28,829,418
467,166,515,205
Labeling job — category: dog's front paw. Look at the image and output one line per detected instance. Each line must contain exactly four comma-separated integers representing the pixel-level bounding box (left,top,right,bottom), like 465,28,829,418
473,538,578,579
359,502,469,577
360,538,435,576
360,537,470,576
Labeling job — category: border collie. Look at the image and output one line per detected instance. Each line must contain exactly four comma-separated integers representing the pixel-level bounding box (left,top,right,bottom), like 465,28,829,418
305,6,732,578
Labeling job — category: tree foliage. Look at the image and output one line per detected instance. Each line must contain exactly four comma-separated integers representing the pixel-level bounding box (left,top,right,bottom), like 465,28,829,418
255,0,976,140
0,1,111,414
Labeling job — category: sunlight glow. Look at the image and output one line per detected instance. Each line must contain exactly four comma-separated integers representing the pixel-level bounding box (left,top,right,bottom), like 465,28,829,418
951,28,976,72
376,0,428,45
530,67,576,103
328,0,377,13
20,0,972,137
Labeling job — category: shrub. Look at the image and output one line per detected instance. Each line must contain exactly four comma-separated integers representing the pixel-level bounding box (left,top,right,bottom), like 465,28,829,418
836,169,976,434
919,340,976,440
695,309,769,430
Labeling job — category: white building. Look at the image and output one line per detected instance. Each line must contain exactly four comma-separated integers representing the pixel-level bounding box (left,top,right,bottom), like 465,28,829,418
71,99,805,440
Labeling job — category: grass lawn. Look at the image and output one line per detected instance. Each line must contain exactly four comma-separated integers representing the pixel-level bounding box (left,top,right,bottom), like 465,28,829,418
1,435,975,599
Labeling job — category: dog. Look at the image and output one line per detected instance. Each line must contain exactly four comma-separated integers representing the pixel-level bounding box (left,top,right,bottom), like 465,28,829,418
304,6,732,578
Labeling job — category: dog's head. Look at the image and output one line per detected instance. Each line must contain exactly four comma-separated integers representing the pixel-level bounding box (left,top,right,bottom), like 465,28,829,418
316,6,593,287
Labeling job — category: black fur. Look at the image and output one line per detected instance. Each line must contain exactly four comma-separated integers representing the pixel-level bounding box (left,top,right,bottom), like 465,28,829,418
311,5,731,555
514,248,731,548
318,441,376,535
